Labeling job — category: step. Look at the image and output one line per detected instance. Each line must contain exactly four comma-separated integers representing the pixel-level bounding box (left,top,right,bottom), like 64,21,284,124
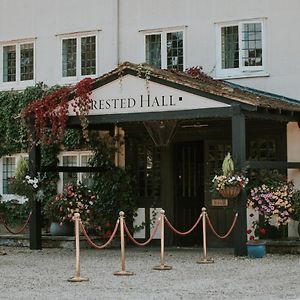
0,234,103,249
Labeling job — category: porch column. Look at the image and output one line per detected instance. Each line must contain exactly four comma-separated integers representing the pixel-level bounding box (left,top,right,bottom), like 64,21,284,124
160,145,174,245
231,110,247,256
29,142,42,250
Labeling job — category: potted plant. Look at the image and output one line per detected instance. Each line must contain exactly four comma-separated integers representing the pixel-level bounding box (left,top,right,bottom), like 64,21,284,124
248,171,294,241
246,212,267,258
45,183,96,236
212,153,249,198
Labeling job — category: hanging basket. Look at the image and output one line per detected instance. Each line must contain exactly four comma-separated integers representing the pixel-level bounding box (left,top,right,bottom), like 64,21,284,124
219,186,241,198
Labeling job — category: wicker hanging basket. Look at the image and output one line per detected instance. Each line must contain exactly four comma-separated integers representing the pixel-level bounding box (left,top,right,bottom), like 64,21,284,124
219,186,241,198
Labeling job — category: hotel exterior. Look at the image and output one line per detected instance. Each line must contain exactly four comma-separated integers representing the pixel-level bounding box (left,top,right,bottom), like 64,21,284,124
1,0,300,255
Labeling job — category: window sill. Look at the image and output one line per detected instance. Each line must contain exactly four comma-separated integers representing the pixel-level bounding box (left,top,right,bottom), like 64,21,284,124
60,74,98,86
214,72,270,80
0,80,36,91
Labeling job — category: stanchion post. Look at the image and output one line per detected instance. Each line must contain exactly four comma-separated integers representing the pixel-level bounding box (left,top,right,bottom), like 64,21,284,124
114,211,134,276
68,213,89,282
153,210,172,270
197,207,214,264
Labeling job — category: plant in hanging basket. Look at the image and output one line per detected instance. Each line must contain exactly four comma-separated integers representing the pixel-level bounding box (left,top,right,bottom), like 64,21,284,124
211,153,248,198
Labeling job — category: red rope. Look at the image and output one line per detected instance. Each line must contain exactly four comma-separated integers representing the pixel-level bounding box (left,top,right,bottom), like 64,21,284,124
123,218,161,247
164,213,203,236
0,211,32,234
80,219,119,250
206,213,238,239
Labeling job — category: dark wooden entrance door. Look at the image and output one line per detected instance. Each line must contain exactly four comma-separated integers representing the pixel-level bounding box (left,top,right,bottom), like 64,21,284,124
174,142,204,246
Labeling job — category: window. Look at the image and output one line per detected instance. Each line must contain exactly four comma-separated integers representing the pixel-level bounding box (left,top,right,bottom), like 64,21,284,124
60,152,93,190
2,41,34,83
62,35,96,79
145,30,184,71
216,20,266,78
2,157,16,194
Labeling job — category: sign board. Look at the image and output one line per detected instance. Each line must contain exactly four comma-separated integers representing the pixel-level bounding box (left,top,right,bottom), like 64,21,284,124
211,198,228,207
68,74,230,116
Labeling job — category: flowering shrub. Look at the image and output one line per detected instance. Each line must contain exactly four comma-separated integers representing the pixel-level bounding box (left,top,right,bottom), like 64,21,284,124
212,173,249,192
248,181,294,226
45,183,96,227
247,213,267,240
211,152,249,195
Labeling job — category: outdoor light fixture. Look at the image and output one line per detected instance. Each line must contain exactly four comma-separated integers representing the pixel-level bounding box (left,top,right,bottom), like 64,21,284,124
143,120,178,147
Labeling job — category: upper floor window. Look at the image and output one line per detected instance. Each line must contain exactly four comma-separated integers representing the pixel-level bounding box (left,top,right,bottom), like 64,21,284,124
216,19,266,78
145,30,184,71
2,41,34,83
62,34,96,79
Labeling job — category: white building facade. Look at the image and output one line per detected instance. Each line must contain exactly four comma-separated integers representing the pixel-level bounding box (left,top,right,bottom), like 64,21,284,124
1,0,300,246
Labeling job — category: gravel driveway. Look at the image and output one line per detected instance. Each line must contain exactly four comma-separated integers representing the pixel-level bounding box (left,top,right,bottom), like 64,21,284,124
0,246,299,300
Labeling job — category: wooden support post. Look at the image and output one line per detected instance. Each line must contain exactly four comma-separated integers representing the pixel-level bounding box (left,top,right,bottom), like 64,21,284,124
232,110,247,256
29,141,42,250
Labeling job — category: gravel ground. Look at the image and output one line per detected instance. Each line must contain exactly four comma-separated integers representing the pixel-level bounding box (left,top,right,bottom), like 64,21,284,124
0,246,299,300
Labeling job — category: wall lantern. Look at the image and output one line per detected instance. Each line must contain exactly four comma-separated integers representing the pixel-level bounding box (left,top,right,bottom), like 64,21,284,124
143,120,178,147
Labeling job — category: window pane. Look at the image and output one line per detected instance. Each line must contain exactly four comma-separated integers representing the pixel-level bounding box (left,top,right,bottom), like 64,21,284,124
3,157,16,194
242,22,263,67
81,36,96,76
167,31,183,71
3,45,16,82
145,34,161,68
80,154,93,187
221,26,239,69
62,38,77,77
62,156,78,187
20,43,34,81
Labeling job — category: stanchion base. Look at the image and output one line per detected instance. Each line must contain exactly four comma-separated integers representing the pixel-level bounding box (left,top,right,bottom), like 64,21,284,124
197,258,214,264
67,276,89,282
153,265,172,270
113,270,135,276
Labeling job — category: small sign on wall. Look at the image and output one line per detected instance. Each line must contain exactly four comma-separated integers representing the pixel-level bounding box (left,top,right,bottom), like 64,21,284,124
211,198,228,207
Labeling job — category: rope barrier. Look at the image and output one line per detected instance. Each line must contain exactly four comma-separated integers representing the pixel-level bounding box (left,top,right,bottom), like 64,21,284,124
0,211,32,234
206,213,238,240
123,218,161,247
80,219,120,250
164,212,203,236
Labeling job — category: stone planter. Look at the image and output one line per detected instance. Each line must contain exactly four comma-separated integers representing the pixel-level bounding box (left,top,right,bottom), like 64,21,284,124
247,241,266,258
49,222,74,236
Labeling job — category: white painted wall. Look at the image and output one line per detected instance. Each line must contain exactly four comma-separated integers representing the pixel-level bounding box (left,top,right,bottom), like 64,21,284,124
0,0,300,99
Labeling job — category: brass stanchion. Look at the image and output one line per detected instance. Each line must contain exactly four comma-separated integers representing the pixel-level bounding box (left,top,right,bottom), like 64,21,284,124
68,213,89,282
153,210,172,270
197,207,214,264
114,211,134,276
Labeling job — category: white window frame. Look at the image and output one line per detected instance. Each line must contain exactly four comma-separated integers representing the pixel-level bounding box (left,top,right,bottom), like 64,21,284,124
215,18,267,79
58,151,93,192
0,153,28,202
142,26,186,71
0,39,36,90
58,30,99,84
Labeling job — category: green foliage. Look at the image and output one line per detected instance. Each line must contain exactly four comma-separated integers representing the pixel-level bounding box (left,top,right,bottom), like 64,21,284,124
292,190,300,221
0,83,48,156
9,158,34,200
89,140,137,227
222,152,234,176
0,199,30,226
63,129,83,150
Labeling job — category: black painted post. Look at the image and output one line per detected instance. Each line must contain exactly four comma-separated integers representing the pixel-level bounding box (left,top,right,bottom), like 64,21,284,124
231,109,247,256
28,141,42,250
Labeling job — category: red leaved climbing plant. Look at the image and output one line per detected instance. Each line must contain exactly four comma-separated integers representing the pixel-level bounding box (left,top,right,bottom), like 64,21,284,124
22,78,93,145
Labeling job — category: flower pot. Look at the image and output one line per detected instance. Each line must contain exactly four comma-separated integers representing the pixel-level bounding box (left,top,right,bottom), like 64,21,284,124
247,241,266,258
49,222,74,236
219,186,241,198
